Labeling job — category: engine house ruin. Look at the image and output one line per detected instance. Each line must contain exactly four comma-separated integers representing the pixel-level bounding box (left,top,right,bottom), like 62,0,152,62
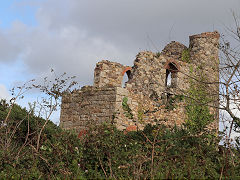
60,31,220,133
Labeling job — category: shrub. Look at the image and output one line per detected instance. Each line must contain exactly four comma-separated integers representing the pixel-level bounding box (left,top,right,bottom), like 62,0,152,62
0,100,84,179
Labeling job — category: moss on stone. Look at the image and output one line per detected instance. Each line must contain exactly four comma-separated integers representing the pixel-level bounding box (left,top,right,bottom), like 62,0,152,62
181,48,190,63
155,52,161,58
137,109,144,124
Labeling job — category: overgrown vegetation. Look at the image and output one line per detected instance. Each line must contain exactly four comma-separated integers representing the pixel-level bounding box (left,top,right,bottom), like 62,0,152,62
0,100,84,179
82,123,225,179
185,73,214,133
137,108,144,123
165,94,184,110
1,100,240,179
122,96,133,119
181,48,191,63
155,51,161,58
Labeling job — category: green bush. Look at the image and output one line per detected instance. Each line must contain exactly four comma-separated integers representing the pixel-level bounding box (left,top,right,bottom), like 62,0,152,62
81,123,236,179
0,100,84,179
1,100,240,179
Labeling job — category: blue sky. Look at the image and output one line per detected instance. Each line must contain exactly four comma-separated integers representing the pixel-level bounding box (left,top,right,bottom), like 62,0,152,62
0,0,50,121
0,0,39,85
0,0,36,94
0,0,240,126
0,0,38,28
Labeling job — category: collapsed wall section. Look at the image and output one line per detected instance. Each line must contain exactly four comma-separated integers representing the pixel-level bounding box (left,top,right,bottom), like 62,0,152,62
162,41,188,60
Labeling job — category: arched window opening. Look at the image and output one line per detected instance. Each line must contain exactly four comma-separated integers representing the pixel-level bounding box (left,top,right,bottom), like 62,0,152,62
165,69,172,87
122,70,131,88
165,62,178,88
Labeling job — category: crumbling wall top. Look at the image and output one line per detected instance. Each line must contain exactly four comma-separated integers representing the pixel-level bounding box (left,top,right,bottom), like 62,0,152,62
161,41,187,60
134,51,156,64
96,60,124,68
93,60,130,88
189,31,220,39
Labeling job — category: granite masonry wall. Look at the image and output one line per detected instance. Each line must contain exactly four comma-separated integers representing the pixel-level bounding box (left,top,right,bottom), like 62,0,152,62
60,86,117,131
60,31,220,133
93,60,131,88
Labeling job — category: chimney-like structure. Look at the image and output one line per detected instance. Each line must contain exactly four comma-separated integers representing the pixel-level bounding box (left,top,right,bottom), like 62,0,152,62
189,31,220,127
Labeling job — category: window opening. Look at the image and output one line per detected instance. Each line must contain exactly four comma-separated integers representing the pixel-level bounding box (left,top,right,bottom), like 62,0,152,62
165,62,178,102
122,70,131,88
165,62,178,88
166,69,172,87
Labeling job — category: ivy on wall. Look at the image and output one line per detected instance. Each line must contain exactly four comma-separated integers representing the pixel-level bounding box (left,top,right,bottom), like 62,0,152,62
122,97,133,119
137,104,145,124
185,69,214,133
181,48,191,63
165,95,184,110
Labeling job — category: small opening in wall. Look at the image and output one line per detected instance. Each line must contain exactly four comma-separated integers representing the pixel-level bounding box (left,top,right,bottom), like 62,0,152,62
165,62,178,88
122,70,131,88
166,69,172,87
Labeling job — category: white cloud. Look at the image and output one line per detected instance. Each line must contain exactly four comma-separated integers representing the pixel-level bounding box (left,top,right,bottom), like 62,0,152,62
0,84,10,100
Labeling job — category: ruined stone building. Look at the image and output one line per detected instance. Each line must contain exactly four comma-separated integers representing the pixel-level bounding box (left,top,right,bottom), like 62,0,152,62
60,31,220,133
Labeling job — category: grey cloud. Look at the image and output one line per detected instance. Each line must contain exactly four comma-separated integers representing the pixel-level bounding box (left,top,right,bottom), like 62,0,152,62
0,84,10,100
0,30,22,62
20,26,133,84
1,0,240,85
36,0,240,43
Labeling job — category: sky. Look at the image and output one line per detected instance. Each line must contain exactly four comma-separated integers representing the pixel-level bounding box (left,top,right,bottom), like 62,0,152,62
0,0,240,125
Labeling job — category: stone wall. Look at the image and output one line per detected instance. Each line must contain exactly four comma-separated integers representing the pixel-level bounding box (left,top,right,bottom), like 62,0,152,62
60,86,140,132
112,87,139,130
93,60,131,88
162,41,187,60
189,31,220,123
60,31,220,133
126,50,191,100
60,86,117,131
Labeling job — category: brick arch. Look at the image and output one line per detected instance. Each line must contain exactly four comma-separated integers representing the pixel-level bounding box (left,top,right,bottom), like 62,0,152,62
163,59,180,72
122,66,132,76
122,66,132,87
